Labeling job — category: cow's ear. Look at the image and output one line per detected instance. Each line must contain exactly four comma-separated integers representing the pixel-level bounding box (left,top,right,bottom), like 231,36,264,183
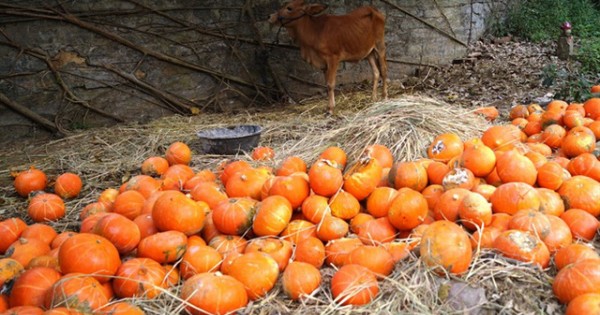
304,4,327,16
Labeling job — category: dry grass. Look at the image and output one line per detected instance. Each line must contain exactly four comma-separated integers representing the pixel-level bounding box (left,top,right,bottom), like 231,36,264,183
0,92,567,314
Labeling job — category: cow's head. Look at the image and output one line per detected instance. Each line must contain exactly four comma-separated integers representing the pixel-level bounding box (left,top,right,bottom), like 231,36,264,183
268,0,328,25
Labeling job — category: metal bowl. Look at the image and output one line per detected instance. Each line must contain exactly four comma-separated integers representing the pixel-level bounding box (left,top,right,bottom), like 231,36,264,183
193,125,262,155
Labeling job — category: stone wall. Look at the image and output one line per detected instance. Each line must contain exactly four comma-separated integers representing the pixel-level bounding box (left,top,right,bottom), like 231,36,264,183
0,0,510,143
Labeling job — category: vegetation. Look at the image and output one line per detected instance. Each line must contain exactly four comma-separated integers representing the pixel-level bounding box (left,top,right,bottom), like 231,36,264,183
491,0,600,101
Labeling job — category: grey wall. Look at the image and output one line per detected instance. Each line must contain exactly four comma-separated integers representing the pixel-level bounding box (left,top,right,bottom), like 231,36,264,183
0,0,509,143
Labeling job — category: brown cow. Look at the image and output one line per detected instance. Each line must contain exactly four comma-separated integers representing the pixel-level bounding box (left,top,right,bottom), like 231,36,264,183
269,0,388,115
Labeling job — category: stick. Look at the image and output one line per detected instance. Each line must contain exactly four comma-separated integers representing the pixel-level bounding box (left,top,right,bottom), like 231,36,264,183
0,91,64,135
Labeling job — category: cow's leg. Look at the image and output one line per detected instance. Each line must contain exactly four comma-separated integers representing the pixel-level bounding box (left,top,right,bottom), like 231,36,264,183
375,40,388,100
367,53,380,102
325,59,339,115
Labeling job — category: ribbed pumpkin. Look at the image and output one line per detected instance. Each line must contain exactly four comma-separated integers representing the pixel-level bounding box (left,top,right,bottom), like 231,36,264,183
536,161,570,191
318,146,347,170
365,187,399,218
308,159,344,197
427,133,463,163
27,193,65,222
280,220,317,244
180,236,222,279
554,243,600,271
251,146,275,160
58,233,120,283
489,182,540,215
225,167,273,200
152,190,206,235
355,217,397,245
293,236,325,268
331,264,379,306
301,195,331,224
325,237,363,267
481,125,521,151
140,156,170,176
189,181,228,209
8,267,61,308
460,141,496,177
244,237,293,272
558,176,600,217
566,293,600,315
282,261,321,301
0,218,27,254
362,144,394,168
566,152,600,181
181,272,248,315
266,174,310,209
388,161,428,192
343,157,382,201
53,172,82,199
328,190,361,220
112,257,167,298
387,187,428,230
252,195,293,236
553,259,600,303
212,198,258,236
432,188,471,222
165,141,191,165
92,212,141,254
495,149,537,185
561,126,596,158
111,189,146,220
228,252,280,300
137,230,188,264
276,156,307,176
347,245,395,277
13,167,47,197
492,229,550,268
420,221,472,274
45,274,109,312
7,238,51,270
560,208,599,241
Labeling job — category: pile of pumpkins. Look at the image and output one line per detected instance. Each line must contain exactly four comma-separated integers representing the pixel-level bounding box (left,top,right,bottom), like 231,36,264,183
0,94,599,315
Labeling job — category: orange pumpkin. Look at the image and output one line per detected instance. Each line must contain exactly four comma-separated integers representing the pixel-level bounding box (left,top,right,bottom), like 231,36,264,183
53,172,82,199
133,213,158,240
560,208,599,241
508,209,551,239
280,220,317,244
492,229,550,268
495,149,537,185
161,164,195,191
355,217,397,245
136,230,188,264
441,167,476,190
165,141,191,165
471,226,502,249
225,167,273,200
387,187,428,230
324,237,363,267
347,245,394,277
45,274,109,312
293,236,325,268
583,97,600,120
0,258,24,288
212,198,258,236
362,144,394,168
8,267,61,308
27,193,65,222
328,190,360,220
481,125,521,151
537,161,570,191
13,167,47,197
0,218,27,254
308,159,344,197
426,161,450,185
540,214,572,253
537,188,565,217
208,235,248,257
554,243,600,271
365,187,398,218
432,188,471,222
489,182,540,215
112,257,167,298
553,259,600,303
558,176,600,217
92,212,141,254
331,264,379,306
181,272,248,315
388,161,428,192
266,174,310,209
111,189,146,220
20,223,57,246
427,133,463,163
252,195,293,236
343,157,382,201
566,293,600,315
318,146,347,170
189,181,228,209
276,156,307,176
567,152,600,181
540,124,567,149
58,233,120,283
180,236,222,279
228,252,280,300
561,126,596,158
152,190,206,235
244,237,293,272
458,191,492,231
315,215,349,242
141,156,170,177
460,142,496,177
251,146,275,160
420,221,472,274
282,261,321,301
6,238,51,268
301,195,331,224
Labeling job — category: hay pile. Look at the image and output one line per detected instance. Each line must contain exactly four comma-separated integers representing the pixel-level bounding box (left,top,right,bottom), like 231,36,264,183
0,93,563,314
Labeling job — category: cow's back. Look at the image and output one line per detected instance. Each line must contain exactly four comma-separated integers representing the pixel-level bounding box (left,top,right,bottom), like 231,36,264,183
316,6,385,61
